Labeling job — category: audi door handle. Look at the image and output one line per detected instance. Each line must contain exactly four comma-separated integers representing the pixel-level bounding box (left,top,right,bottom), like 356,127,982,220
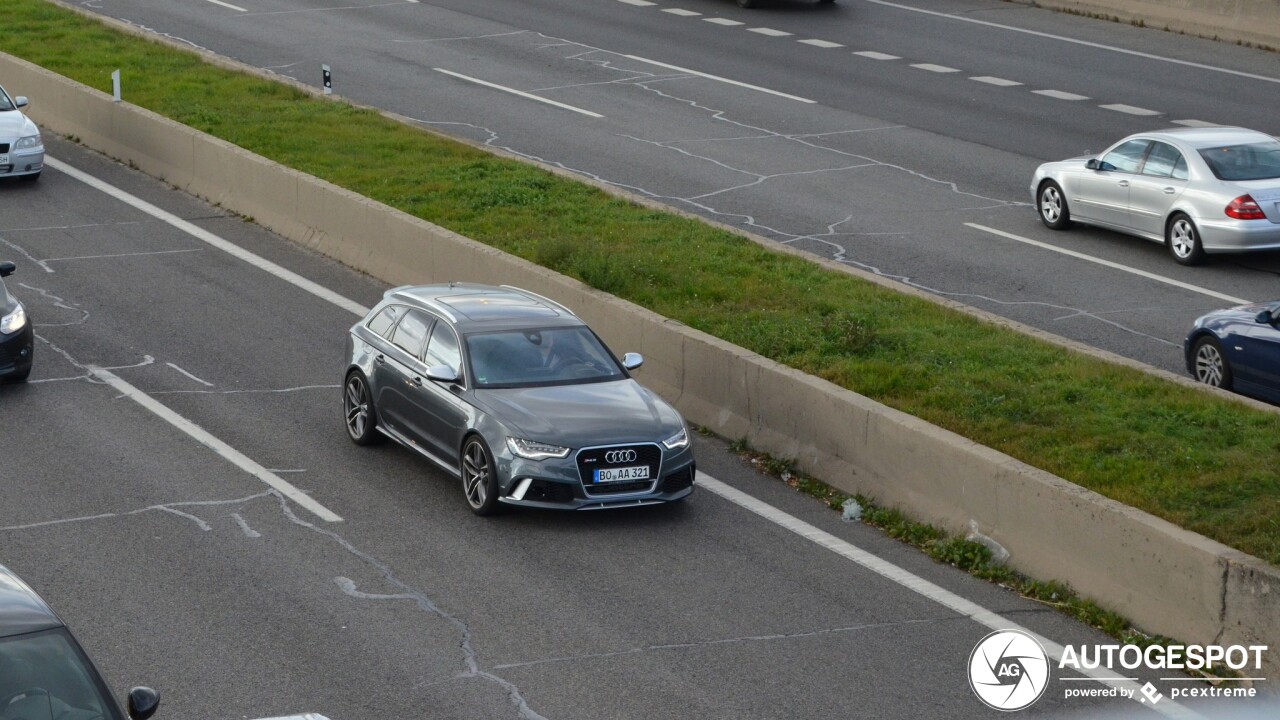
1118,180,1129,187
1163,187,1176,194
375,354,385,364
412,376,423,386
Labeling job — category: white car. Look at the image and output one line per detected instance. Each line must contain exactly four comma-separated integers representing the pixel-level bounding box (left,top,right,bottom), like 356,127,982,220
0,84,44,182
1030,127,1280,265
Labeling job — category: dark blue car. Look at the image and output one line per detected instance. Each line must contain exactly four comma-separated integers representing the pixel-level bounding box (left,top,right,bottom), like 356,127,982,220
0,261,34,382
1185,300,1280,404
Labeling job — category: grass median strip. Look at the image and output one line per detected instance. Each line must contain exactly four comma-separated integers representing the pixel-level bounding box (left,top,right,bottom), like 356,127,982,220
6,0,1280,563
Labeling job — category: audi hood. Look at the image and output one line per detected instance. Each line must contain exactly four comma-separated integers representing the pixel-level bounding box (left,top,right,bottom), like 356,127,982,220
475,379,684,447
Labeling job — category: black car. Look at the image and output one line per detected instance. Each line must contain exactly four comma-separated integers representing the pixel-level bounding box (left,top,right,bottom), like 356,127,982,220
1,261,33,382
1185,300,1280,404
0,563,159,720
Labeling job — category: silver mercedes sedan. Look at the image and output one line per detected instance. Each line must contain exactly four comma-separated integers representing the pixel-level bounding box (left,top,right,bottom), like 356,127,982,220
1030,127,1280,265
343,283,695,514
0,85,44,182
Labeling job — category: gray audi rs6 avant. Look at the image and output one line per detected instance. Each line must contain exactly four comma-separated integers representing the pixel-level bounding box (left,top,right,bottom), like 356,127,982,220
343,283,696,514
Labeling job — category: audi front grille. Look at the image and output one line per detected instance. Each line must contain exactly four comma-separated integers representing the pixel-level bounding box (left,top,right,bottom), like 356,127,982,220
575,443,662,497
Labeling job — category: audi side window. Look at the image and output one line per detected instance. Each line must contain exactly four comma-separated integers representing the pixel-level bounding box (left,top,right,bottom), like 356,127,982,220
1100,140,1150,174
389,310,431,359
1142,143,1183,179
424,321,463,377
367,305,403,338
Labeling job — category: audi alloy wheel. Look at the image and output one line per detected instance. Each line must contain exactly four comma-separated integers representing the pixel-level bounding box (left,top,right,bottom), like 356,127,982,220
462,436,500,515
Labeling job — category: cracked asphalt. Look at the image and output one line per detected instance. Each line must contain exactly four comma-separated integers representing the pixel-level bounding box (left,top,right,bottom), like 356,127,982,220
0,136,1195,719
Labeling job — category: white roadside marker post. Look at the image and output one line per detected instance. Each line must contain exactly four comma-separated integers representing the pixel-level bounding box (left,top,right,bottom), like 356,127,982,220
321,64,332,95
111,69,121,102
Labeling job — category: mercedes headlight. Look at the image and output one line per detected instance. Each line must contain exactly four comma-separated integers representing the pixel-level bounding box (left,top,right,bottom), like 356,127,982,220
14,134,41,151
1,305,27,335
662,427,689,450
506,437,570,460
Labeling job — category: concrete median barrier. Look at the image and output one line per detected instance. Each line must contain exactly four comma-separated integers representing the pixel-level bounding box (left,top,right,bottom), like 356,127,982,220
4,45,1279,674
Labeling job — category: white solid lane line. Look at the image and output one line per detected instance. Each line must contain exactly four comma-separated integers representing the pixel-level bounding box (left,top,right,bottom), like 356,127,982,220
91,367,344,523
44,157,370,317
624,55,817,103
966,223,1251,305
204,0,247,11
862,0,1280,85
433,68,604,118
696,472,1202,719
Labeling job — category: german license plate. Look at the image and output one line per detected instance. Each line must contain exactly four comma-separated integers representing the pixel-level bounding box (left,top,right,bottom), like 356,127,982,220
593,465,649,483
0,155,8,166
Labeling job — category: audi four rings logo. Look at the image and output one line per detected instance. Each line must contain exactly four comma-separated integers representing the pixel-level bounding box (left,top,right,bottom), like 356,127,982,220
605,449,637,464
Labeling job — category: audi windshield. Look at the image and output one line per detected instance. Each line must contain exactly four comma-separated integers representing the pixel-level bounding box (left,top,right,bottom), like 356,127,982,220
465,327,624,389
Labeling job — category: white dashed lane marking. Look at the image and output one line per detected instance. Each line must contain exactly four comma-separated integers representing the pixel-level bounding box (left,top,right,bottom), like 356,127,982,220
970,76,1022,87
1034,89,1090,101
1100,103,1161,116
966,224,1250,305
616,0,1191,125
433,68,604,118
624,54,817,103
854,50,901,60
799,39,844,48
204,0,246,10
912,63,960,73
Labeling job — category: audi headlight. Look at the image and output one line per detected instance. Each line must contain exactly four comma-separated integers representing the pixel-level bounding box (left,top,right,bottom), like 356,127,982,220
506,437,570,460
662,427,689,450
1,305,26,335
14,134,41,151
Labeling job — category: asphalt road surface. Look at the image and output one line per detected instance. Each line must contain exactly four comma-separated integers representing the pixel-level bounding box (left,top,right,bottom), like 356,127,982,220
60,0,1280,377
0,136,1216,719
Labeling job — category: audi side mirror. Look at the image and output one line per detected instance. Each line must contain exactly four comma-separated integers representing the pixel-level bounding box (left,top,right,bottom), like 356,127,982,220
14,96,28,109
127,687,160,720
621,353,643,371
425,364,459,383
1256,309,1275,325
1085,158,1100,170
0,261,15,278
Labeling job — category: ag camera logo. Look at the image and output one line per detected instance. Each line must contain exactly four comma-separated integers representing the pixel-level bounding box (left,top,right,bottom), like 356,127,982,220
969,630,1050,711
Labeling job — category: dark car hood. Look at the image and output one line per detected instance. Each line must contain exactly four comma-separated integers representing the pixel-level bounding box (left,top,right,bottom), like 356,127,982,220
1201,302,1277,323
476,379,683,446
